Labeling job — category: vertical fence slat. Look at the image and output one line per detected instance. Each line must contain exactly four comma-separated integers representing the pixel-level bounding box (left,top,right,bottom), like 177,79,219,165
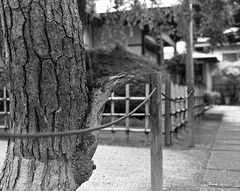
170,82,175,132
188,87,195,147
163,74,171,146
182,86,185,124
180,86,183,125
161,82,165,134
125,84,130,140
175,84,178,128
172,83,177,131
4,86,7,128
185,85,188,120
111,92,115,140
201,85,204,117
176,84,180,126
145,84,150,142
150,73,163,191
196,86,199,122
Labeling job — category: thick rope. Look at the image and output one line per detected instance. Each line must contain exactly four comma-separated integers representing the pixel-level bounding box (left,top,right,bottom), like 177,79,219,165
0,87,157,139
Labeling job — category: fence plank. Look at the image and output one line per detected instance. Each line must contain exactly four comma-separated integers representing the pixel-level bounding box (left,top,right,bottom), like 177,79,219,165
163,74,171,146
125,84,130,141
111,92,115,140
145,84,150,131
3,86,7,128
145,84,150,142
149,73,163,191
170,82,174,130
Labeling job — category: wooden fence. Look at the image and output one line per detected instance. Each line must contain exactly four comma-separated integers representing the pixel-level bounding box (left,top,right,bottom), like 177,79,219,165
0,86,9,129
0,78,205,146
101,75,205,145
0,72,205,191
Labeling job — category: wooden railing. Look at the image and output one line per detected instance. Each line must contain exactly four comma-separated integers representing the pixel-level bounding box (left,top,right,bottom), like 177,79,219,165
0,72,206,191
0,79,205,146
101,77,205,145
102,84,151,134
0,86,9,129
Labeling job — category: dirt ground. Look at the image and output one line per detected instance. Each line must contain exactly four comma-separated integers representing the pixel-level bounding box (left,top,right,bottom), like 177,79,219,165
0,112,222,191
97,114,221,149
79,113,222,191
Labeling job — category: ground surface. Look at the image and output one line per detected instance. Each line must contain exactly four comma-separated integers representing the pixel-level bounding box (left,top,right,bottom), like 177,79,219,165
0,107,222,191
200,106,240,190
79,109,222,191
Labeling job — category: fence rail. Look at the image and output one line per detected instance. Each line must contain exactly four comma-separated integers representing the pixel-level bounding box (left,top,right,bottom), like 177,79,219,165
0,72,206,191
102,78,205,145
0,79,205,145
0,86,9,129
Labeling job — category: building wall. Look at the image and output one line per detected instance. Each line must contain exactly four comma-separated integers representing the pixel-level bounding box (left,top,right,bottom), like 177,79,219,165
213,44,240,62
83,25,144,54
83,24,176,62
124,26,143,56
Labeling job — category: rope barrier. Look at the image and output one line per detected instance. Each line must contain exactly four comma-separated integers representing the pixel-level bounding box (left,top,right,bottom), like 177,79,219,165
162,89,195,103
0,87,157,139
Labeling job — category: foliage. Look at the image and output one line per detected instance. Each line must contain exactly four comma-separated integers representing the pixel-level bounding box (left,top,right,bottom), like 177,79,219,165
101,0,175,33
100,12,128,47
163,54,186,83
86,45,163,113
164,54,186,73
194,0,230,45
174,0,232,45
203,91,221,105
84,0,240,48
85,0,177,48
214,60,240,83
213,60,240,105
86,45,162,96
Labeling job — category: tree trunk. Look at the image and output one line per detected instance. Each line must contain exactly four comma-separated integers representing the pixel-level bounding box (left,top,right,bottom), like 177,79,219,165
0,0,130,190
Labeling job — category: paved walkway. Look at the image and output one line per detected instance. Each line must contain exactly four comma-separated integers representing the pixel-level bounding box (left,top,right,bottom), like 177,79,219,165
200,106,240,191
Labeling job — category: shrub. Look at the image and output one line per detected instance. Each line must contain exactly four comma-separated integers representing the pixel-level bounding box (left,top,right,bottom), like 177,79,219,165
203,91,221,105
86,45,163,96
86,45,164,114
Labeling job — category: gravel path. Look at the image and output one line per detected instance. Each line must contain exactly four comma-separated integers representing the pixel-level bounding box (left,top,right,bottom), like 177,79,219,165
79,145,207,191
0,108,222,191
0,141,207,191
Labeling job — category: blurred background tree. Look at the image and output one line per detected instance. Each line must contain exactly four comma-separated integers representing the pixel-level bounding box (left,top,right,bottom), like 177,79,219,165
214,60,240,104
81,0,240,47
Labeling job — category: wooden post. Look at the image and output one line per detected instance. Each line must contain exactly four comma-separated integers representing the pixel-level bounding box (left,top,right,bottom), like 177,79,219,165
201,85,204,118
170,82,174,133
200,85,204,118
111,92,115,140
149,72,163,191
125,84,130,141
145,84,150,142
163,74,171,146
3,86,7,128
184,85,188,121
171,83,177,133
195,86,199,123
186,0,195,147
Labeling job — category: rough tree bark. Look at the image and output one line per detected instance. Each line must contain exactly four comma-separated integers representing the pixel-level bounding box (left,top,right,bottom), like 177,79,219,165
0,0,130,190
